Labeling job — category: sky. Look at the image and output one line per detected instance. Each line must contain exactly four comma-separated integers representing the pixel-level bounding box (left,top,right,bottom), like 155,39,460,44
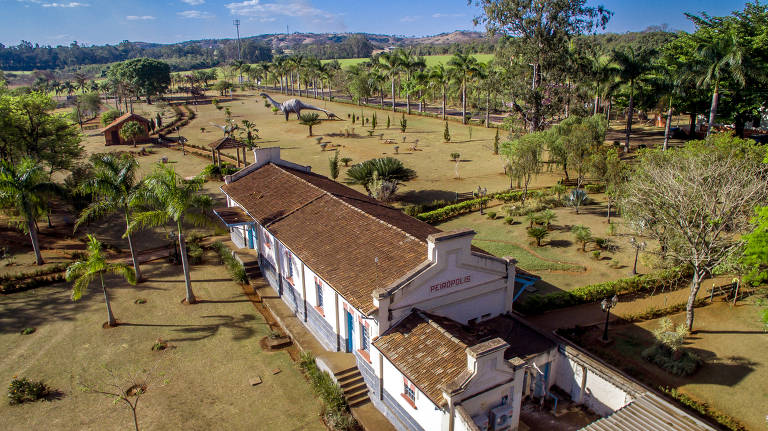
0,0,753,47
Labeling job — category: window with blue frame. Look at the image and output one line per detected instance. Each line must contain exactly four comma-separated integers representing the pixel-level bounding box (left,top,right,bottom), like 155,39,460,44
361,322,369,352
315,278,323,308
285,251,294,283
403,378,415,403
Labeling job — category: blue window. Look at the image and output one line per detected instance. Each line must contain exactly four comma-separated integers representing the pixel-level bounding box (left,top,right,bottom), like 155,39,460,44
403,380,415,402
361,323,369,352
285,252,293,279
316,278,323,307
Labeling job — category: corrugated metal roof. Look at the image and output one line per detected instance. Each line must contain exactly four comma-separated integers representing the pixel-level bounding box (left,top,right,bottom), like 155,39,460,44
580,393,717,431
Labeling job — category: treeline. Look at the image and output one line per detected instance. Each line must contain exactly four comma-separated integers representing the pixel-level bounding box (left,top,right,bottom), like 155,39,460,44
0,39,272,72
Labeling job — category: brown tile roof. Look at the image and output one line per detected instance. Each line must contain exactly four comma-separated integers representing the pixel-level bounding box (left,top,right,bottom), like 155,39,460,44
209,136,245,150
373,311,472,406
220,163,441,313
374,311,554,406
102,113,150,133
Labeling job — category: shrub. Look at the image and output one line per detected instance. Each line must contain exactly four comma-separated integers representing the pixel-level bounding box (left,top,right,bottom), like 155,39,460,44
100,109,120,127
20,327,35,335
443,122,451,142
8,377,48,405
450,152,460,162
527,227,549,247
584,184,605,193
593,237,608,250
641,344,700,376
486,211,497,220
212,241,248,285
403,204,424,216
340,157,353,167
516,266,693,315
298,352,357,430
504,216,514,225
187,243,204,265
658,386,748,431
399,113,407,133
591,251,601,260
571,225,593,251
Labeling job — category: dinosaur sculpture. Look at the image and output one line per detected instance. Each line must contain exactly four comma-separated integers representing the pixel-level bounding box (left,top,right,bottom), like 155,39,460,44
260,93,338,121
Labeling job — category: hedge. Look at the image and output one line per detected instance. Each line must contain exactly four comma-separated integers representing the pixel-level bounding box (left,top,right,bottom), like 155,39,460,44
515,266,693,315
415,189,546,224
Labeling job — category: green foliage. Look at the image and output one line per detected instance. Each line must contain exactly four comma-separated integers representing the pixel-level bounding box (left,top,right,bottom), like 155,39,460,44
486,211,497,220
100,109,120,127
20,327,35,335
329,151,340,181
658,386,747,431
109,58,171,102
450,152,460,161
516,266,693,315
399,113,407,133
386,115,390,129
501,132,544,195
571,225,593,251
642,344,700,376
8,377,48,405
345,157,416,195
201,163,238,180
340,157,353,167
591,250,601,260
416,189,544,224
187,243,204,265
443,122,451,142
0,263,68,283
299,112,321,136
527,226,549,246
371,112,377,130
298,352,356,430
742,205,768,285
651,317,689,352
504,216,514,225
212,241,248,285
567,189,589,213
119,120,146,147
493,128,499,154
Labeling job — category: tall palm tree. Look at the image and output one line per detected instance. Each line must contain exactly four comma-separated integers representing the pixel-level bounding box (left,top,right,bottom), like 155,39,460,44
378,51,402,112
67,234,137,327
399,50,426,115
73,72,88,94
129,164,213,304
695,32,745,137
76,153,144,282
612,47,654,152
0,158,61,265
429,64,449,120
587,52,619,115
448,53,480,124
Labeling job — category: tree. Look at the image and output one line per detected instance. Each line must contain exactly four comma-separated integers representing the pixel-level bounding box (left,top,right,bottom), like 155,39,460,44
571,225,593,251
109,58,171,103
0,91,83,173
0,158,61,265
329,151,340,181
541,209,557,230
399,113,407,133
527,227,549,247
119,121,145,148
472,0,611,131
694,32,745,137
129,164,213,304
101,109,120,127
76,153,144,282
378,51,402,112
742,205,768,285
620,135,768,330
443,122,451,142
67,234,137,327
501,132,544,203
548,115,607,187
299,112,321,136
567,189,588,214
612,47,655,152
429,64,449,120
345,157,416,196
447,53,480,124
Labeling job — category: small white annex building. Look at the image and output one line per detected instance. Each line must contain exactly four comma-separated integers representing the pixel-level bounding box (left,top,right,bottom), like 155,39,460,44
216,147,718,431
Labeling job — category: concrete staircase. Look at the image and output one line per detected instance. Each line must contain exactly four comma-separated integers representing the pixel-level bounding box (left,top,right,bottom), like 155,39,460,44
335,366,371,408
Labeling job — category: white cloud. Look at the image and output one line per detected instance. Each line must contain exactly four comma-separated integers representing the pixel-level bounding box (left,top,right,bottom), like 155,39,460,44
432,13,464,19
126,15,156,20
42,2,89,7
226,0,344,29
400,15,420,23
181,0,205,5
177,10,214,19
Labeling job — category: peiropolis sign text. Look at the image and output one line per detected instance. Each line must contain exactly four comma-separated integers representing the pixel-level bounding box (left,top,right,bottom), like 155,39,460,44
429,275,471,293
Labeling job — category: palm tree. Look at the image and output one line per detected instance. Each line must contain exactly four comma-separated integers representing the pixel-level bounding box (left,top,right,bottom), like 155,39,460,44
345,157,416,195
587,52,619,115
299,113,321,136
448,53,480,124
695,32,745,137
612,47,654,152
0,158,61,265
378,51,402,112
399,50,426,114
67,234,137,327
76,153,144,282
73,72,88,94
429,64,449,120
527,227,549,247
129,164,213,304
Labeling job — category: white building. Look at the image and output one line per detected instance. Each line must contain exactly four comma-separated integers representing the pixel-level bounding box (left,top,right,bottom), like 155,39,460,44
216,148,718,431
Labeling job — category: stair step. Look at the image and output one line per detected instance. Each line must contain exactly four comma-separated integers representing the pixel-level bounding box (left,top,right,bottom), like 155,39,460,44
333,366,359,377
349,398,370,408
339,376,364,387
345,389,370,402
342,382,367,395
337,371,362,383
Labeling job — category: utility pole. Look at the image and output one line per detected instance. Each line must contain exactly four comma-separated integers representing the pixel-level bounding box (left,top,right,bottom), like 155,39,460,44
233,19,242,84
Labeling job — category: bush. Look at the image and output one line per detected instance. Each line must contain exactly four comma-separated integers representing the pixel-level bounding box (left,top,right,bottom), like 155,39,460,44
187,243,204,265
8,377,48,405
298,352,357,431
100,109,120,127
591,251,601,260
504,216,514,225
212,241,248,284
584,184,605,193
516,266,693,315
641,344,700,376
403,204,424,216
20,327,35,335
486,211,496,220
658,386,748,431
450,152,460,162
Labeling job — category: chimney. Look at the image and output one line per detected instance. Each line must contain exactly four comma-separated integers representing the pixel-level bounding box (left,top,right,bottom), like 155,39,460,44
427,229,475,264
466,338,509,375
252,147,282,169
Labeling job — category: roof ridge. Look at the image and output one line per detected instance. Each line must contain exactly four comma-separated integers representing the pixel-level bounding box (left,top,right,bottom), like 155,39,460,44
263,191,326,228
415,310,467,349
273,163,425,245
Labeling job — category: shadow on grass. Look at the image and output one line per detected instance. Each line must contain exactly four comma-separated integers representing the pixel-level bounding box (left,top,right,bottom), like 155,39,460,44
123,313,260,342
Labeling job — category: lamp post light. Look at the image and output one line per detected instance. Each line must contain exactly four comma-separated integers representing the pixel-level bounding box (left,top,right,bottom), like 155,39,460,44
600,294,618,342
476,186,488,215
177,127,186,156
629,237,646,275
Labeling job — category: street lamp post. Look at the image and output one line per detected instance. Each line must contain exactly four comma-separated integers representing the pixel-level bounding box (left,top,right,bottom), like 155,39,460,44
629,237,647,275
476,186,487,215
600,294,618,342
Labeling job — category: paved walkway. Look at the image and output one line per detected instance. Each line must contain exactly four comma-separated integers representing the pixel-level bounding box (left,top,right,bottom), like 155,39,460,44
228,242,395,431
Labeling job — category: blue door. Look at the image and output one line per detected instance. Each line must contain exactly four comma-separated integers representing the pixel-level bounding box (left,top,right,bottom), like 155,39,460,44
346,311,354,353
247,226,255,249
